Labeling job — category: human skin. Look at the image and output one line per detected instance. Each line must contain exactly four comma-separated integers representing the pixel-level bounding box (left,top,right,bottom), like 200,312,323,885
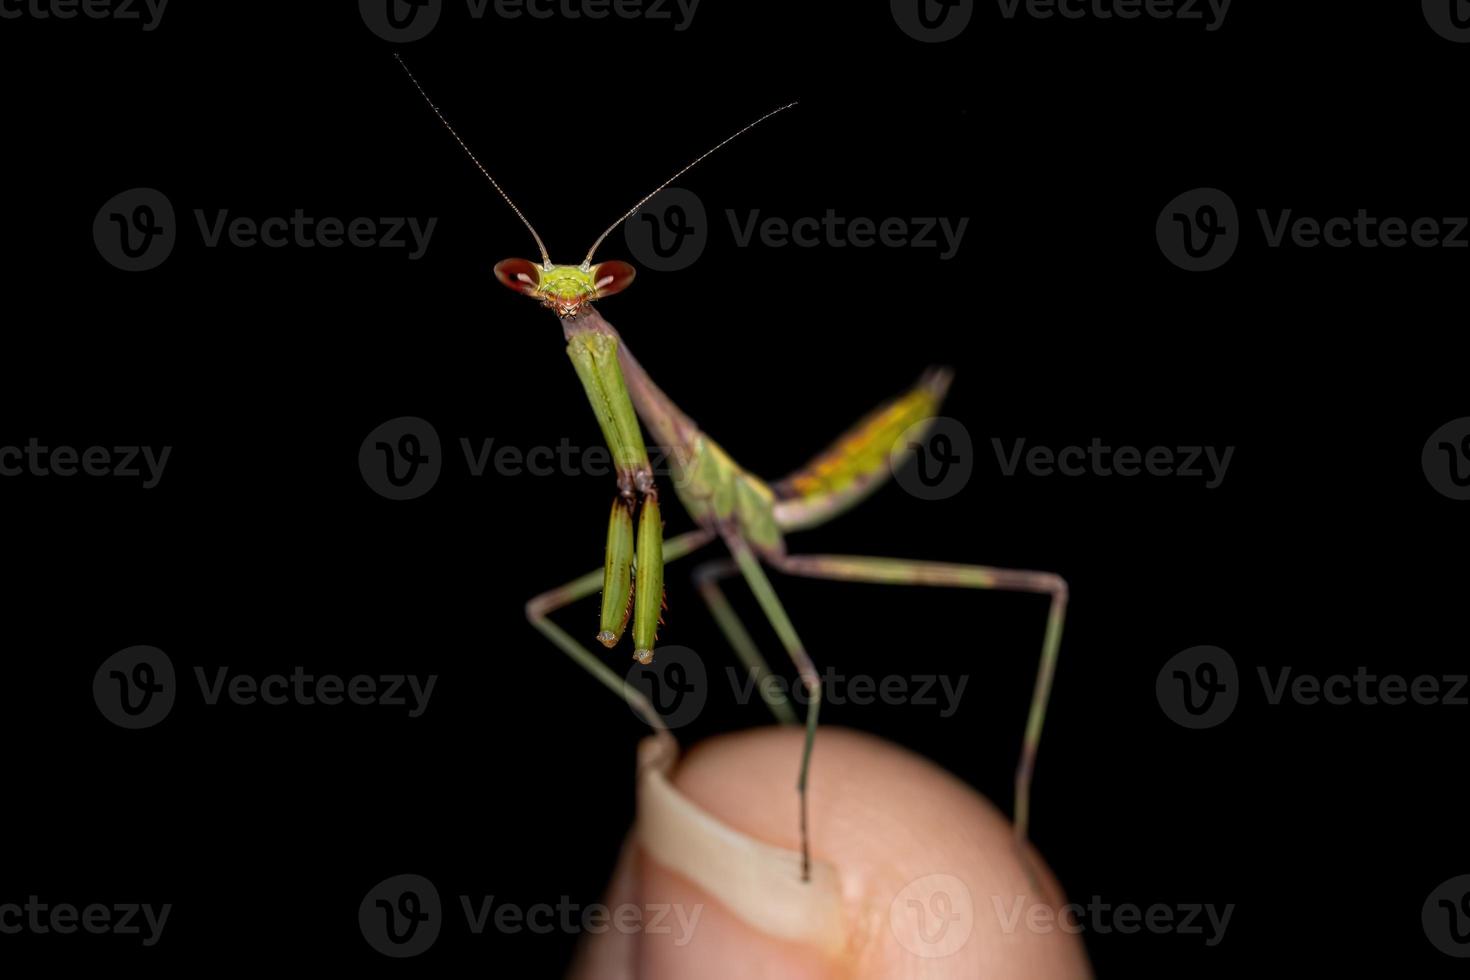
569,726,1093,979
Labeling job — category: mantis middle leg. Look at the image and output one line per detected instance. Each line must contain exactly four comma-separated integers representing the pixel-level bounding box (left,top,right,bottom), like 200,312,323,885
525,528,714,736
691,557,798,725
721,532,824,883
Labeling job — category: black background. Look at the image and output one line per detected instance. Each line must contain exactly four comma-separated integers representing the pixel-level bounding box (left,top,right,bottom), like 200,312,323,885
2,0,1466,975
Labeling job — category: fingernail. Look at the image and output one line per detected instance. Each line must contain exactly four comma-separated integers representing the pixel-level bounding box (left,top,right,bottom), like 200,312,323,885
634,736,846,955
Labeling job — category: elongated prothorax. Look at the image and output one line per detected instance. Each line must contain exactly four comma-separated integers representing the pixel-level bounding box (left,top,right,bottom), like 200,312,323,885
565,328,651,494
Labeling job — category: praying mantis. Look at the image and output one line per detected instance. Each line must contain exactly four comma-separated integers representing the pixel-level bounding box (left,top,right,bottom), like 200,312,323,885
395,55,1068,883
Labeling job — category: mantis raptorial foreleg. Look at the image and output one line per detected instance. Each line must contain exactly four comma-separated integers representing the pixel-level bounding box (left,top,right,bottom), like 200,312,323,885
691,558,798,725
525,529,714,732
564,320,666,663
721,533,823,883
770,553,1068,847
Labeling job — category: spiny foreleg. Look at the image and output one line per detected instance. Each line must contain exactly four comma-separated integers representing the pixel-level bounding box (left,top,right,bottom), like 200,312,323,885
565,321,666,664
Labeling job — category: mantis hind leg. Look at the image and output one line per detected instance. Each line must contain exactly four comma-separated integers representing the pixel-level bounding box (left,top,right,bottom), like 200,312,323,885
525,529,714,740
770,553,1068,853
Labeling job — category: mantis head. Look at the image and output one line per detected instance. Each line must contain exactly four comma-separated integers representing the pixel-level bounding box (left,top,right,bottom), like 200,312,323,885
394,53,793,320
494,259,636,318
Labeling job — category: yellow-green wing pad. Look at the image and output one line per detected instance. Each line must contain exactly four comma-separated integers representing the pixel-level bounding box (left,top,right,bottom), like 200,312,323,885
772,368,952,530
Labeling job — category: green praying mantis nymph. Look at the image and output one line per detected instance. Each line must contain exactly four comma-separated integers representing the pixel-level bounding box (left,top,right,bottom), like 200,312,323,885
395,55,1069,884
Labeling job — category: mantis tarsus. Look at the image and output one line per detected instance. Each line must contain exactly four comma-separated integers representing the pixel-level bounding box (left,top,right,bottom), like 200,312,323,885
395,55,1068,884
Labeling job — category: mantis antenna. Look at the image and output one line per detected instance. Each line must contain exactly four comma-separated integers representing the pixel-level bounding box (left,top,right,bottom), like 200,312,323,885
580,101,799,269
394,53,553,268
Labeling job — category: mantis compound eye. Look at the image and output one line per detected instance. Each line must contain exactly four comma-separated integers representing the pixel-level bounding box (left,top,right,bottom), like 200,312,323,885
494,257,542,296
589,260,636,299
